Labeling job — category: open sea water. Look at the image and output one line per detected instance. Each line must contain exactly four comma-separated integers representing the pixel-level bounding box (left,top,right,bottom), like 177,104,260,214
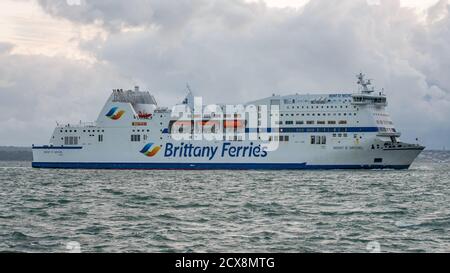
0,151,449,253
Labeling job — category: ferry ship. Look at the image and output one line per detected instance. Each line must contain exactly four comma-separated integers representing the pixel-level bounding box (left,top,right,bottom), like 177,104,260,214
32,74,424,170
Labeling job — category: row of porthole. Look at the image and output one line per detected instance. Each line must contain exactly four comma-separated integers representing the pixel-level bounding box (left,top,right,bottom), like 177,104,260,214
277,113,357,117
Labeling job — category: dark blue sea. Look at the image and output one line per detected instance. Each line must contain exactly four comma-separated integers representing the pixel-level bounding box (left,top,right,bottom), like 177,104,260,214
0,151,449,253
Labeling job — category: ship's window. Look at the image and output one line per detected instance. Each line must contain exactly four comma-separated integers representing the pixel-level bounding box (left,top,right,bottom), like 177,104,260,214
374,158,383,163
339,120,347,124
64,136,78,145
102,130,105,132
321,136,326,144
328,121,336,124
317,121,325,125
98,135,103,142
307,121,314,125
83,130,86,133
296,121,304,125
131,135,141,142
311,136,315,144
285,135,290,142
285,121,294,125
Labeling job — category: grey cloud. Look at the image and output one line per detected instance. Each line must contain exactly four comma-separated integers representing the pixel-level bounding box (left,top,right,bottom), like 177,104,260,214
37,0,209,31
0,53,133,145
5,0,450,149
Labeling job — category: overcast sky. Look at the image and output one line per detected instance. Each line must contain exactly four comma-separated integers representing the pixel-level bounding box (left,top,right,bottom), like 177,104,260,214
0,0,449,149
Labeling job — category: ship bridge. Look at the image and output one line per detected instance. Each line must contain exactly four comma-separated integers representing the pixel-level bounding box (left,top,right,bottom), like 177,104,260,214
351,73,387,107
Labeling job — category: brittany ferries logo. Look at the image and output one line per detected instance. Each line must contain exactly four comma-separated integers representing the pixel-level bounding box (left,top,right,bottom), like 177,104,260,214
105,107,125,120
140,143,161,157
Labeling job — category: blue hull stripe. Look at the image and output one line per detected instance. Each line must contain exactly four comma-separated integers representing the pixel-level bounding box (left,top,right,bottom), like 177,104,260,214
32,146,83,150
162,127,380,134
31,162,410,170
245,127,379,133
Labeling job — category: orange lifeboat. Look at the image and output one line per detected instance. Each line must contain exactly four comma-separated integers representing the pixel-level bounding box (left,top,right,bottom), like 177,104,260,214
224,120,244,128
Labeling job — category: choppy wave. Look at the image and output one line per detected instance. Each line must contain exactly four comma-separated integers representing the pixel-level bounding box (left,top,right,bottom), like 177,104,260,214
0,159,449,253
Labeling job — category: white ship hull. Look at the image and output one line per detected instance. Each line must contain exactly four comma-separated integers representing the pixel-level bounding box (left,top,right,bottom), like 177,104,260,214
32,142,423,170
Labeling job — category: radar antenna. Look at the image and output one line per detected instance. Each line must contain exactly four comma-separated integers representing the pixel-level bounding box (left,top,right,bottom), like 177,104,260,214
357,72,374,93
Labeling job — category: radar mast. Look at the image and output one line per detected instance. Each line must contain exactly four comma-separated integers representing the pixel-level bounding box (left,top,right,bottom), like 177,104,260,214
357,73,375,94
